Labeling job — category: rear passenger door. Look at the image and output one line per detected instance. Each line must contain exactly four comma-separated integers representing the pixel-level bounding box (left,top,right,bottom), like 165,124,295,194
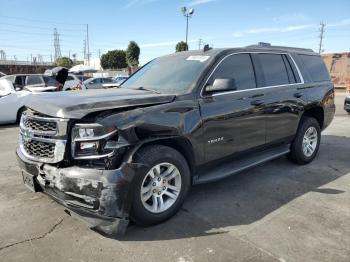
255,53,306,143
199,53,266,162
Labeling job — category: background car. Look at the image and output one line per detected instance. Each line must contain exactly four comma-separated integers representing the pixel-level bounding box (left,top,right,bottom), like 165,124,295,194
114,75,128,85
0,79,31,124
83,77,115,89
2,74,58,91
344,93,350,114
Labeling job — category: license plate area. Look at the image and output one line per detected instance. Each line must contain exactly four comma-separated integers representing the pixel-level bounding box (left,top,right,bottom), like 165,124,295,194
22,171,41,192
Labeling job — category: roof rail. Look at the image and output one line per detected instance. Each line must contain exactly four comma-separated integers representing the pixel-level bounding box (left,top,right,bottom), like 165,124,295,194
245,44,314,53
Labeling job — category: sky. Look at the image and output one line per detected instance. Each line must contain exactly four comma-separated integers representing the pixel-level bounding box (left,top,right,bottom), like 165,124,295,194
0,0,349,65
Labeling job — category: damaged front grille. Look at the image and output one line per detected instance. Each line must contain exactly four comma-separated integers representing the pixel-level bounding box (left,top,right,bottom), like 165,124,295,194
19,110,69,163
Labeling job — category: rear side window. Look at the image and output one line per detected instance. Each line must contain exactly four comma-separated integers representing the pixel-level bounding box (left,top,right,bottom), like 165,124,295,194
26,75,43,86
258,54,290,86
208,53,256,91
66,76,75,81
299,55,330,82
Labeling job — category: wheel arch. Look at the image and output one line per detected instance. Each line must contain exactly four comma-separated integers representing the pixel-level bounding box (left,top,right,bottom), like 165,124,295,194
127,136,196,175
16,106,26,123
301,106,324,130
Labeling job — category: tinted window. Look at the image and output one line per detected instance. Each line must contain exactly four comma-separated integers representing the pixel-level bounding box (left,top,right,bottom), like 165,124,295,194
259,54,290,86
207,54,256,91
26,75,43,86
282,55,297,84
299,55,330,82
15,76,25,86
66,76,75,81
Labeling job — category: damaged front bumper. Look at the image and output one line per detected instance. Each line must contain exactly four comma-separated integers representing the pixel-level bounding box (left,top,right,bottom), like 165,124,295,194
16,147,141,236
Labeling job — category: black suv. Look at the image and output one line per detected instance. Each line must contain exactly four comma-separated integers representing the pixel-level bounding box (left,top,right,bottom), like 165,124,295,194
17,45,335,235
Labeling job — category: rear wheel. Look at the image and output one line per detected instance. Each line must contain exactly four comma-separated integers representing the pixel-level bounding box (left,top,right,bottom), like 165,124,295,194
346,110,350,114
288,117,321,165
130,145,190,226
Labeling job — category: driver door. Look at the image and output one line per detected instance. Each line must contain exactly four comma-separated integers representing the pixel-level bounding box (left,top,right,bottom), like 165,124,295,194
199,53,266,162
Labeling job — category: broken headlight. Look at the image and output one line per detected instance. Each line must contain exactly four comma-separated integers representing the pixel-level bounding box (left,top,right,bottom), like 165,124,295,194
71,123,117,159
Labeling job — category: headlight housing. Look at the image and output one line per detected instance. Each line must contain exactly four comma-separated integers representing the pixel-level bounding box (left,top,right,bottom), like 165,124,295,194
71,123,117,159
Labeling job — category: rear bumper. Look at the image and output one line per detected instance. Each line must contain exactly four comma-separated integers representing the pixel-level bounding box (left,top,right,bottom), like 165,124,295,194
344,97,350,111
16,147,142,236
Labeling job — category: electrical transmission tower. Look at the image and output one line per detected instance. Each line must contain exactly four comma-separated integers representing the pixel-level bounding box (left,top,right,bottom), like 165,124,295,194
318,22,325,54
53,28,62,61
0,50,6,61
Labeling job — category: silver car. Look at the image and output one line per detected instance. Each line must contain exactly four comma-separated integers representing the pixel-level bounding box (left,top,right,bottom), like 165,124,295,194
83,77,115,89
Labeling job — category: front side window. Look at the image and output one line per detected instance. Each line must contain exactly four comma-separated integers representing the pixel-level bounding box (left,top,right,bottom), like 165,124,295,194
207,53,256,91
258,54,290,86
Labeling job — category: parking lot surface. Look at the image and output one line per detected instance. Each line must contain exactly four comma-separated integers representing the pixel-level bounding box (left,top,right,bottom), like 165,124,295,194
0,91,349,262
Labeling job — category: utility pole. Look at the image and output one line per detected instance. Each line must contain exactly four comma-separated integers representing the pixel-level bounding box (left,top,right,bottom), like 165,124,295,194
318,22,325,54
181,7,195,50
86,24,90,65
198,39,203,50
83,40,86,61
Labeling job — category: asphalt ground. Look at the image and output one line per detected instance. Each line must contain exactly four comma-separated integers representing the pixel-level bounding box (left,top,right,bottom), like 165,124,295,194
0,91,349,262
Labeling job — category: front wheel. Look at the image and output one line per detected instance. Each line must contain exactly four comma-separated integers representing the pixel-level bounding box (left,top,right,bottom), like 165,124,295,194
130,145,191,226
288,117,321,165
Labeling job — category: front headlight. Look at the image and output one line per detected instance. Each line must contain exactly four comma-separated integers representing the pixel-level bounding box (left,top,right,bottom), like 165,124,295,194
71,123,117,159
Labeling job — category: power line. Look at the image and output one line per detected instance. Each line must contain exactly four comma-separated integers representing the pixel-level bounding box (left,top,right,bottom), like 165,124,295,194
318,22,325,54
0,22,83,32
0,15,85,26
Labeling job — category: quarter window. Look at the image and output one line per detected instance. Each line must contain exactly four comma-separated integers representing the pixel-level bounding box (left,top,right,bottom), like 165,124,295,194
299,55,330,82
207,53,256,91
258,54,290,86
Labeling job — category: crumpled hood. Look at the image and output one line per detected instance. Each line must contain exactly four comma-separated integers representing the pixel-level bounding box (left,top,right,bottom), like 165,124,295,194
24,88,175,119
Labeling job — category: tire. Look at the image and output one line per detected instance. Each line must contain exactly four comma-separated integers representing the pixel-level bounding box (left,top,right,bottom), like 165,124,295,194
288,116,321,165
130,145,191,226
346,110,350,114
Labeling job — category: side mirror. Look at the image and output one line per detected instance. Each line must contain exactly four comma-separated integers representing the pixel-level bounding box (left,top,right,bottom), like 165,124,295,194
14,84,22,91
205,78,237,93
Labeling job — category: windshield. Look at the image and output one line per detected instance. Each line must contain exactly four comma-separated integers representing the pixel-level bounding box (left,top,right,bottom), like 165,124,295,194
122,54,211,94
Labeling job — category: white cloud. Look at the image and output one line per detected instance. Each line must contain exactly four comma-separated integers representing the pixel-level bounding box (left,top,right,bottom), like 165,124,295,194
272,13,309,23
232,23,315,37
123,0,161,9
328,18,350,27
186,0,218,7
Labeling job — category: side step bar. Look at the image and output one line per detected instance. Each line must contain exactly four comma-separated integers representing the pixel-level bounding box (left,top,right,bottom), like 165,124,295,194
193,144,290,185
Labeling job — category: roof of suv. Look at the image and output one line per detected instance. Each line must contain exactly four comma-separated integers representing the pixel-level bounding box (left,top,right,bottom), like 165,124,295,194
167,45,316,59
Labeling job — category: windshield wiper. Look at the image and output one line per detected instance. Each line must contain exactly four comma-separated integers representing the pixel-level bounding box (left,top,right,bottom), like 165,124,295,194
134,86,160,94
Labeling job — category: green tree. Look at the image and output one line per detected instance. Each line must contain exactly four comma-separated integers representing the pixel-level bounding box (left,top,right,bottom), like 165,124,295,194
176,41,188,52
126,41,140,67
55,57,73,67
100,50,127,69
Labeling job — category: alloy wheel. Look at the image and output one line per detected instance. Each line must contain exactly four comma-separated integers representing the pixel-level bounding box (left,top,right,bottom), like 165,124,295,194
140,162,182,213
